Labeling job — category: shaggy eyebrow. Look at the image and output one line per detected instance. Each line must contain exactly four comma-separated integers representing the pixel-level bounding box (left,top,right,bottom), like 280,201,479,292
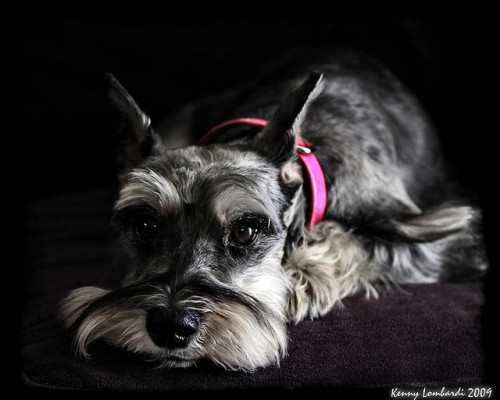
114,168,181,213
211,185,275,223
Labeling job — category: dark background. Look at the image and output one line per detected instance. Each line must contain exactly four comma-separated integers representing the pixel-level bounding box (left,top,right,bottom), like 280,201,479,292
22,18,496,385
23,19,486,201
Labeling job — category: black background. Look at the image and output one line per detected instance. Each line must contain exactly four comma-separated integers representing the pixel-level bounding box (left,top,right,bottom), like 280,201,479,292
22,18,495,385
23,19,486,201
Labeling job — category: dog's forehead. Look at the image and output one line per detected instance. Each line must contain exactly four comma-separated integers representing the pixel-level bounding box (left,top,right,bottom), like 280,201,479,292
115,146,284,220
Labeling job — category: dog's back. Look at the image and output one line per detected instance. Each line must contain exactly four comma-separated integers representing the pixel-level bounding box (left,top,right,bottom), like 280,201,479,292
231,49,447,216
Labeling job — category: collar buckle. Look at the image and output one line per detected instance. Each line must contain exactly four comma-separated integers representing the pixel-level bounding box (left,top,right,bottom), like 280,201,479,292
296,144,312,154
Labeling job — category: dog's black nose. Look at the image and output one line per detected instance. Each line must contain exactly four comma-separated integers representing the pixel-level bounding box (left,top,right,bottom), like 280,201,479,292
146,308,200,348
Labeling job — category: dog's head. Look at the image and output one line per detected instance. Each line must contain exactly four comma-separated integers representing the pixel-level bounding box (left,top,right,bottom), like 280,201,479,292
59,72,324,371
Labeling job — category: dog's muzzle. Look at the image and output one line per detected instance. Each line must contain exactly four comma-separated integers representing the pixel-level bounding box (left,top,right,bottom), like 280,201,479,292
146,307,201,348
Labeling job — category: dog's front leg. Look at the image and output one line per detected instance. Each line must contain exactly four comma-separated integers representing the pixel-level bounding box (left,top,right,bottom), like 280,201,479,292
285,221,378,323
285,206,487,323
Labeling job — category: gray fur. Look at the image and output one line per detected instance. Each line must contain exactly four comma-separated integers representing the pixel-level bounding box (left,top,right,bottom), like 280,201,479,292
59,48,487,371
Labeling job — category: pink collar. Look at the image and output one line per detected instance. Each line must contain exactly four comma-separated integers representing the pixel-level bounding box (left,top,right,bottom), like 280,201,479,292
197,118,326,227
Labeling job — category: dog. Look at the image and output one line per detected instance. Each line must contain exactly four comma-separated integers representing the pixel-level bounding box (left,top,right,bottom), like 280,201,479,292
59,48,487,371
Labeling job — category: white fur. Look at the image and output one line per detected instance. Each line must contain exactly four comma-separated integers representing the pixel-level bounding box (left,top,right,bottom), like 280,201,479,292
201,301,287,371
115,168,181,211
285,221,380,323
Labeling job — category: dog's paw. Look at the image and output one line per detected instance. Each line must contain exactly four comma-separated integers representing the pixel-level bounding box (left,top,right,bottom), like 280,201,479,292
285,222,377,323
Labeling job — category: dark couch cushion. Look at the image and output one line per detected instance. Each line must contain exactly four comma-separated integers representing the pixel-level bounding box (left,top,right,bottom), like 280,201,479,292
20,187,486,391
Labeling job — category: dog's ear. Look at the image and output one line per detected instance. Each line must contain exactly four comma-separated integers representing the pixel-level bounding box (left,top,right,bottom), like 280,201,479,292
253,71,324,165
107,74,161,183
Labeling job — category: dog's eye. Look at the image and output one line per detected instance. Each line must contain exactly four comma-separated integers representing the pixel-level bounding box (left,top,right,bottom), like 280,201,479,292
230,224,259,245
133,218,158,243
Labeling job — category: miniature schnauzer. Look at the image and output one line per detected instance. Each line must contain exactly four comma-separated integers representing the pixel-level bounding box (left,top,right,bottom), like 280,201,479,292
59,48,486,371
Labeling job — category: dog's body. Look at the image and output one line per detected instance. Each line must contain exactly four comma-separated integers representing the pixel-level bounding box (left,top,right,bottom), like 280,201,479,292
60,48,486,371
